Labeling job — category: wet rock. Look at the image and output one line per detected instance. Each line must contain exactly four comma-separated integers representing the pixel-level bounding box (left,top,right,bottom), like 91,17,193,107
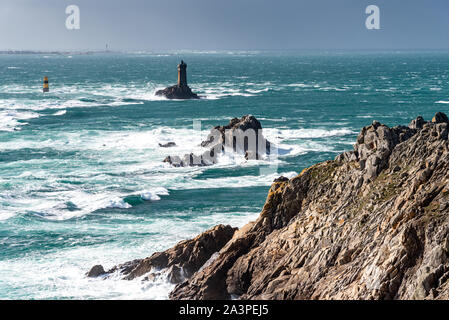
86,265,106,278
167,265,184,284
432,112,449,124
159,142,176,148
163,115,272,167
409,116,426,129
156,85,199,100
273,176,289,183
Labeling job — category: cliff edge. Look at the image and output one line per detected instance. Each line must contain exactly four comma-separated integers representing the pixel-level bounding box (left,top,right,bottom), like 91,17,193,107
90,112,449,300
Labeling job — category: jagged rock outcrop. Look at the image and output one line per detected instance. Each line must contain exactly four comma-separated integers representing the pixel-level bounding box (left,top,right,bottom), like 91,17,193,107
159,142,176,148
87,224,236,284
156,84,199,100
164,115,272,167
168,112,449,300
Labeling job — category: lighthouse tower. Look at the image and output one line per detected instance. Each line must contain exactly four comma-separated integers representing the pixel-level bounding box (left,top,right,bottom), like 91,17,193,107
155,60,199,99
177,60,187,87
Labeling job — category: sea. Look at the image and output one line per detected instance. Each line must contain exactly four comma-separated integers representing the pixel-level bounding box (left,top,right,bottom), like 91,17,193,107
0,51,448,299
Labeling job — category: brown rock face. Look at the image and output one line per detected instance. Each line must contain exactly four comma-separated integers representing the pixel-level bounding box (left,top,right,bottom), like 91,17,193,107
164,115,272,167
88,224,236,284
169,112,449,300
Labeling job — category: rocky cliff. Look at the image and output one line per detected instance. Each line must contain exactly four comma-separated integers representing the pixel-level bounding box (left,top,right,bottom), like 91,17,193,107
90,112,449,300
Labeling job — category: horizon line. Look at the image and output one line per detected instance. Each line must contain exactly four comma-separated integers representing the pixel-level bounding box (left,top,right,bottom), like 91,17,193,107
1,48,449,54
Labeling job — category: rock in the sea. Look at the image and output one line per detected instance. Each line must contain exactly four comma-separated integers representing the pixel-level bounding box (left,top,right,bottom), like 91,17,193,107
159,142,176,148
155,60,199,99
86,265,106,278
163,115,272,167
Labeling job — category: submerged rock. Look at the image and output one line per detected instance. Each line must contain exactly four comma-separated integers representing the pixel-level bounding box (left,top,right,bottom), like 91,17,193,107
163,115,272,167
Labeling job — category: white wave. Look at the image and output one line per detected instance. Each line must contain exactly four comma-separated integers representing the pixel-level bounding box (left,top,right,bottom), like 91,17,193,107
245,88,269,94
167,171,298,191
0,82,155,131
0,109,40,131
202,91,255,100
0,80,274,130
0,126,204,154
0,210,16,221
140,187,169,201
0,121,350,221
191,82,274,100
263,127,354,140
257,117,287,122
0,190,135,221
53,110,67,116
435,100,449,104
0,203,261,299
106,198,132,209
0,244,175,299
286,83,316,88
319,86,348,92
0,165,299,222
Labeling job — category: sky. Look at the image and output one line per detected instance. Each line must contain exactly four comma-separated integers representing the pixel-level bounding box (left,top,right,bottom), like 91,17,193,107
0,0,448,51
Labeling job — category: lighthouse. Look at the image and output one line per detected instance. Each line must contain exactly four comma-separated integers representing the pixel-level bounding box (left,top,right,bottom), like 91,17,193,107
178,60,187,87
155,60,199,99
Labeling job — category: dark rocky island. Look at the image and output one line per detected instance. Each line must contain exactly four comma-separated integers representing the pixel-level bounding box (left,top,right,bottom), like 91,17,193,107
89,112,449,300
163,115,272,167
155,60,199,99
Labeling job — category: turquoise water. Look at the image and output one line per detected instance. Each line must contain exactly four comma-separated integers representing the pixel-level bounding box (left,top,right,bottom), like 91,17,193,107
0,51,448,299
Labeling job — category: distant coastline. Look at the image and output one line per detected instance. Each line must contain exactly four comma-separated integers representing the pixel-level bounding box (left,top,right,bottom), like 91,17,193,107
0,50,115,55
